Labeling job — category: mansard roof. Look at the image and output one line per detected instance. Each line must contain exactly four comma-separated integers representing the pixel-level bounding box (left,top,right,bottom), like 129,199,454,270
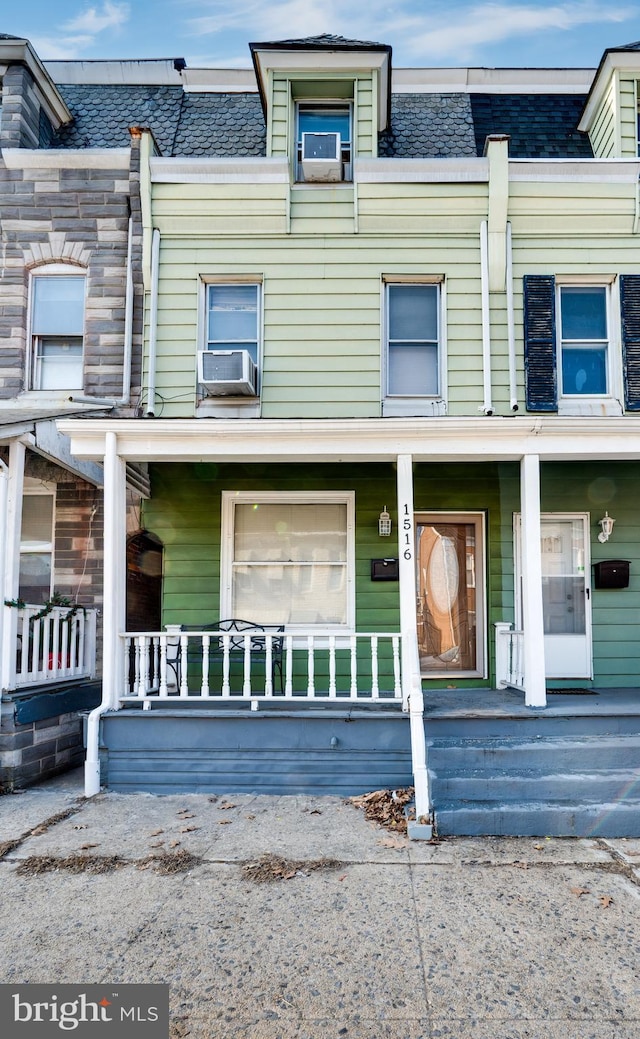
51,80,591,159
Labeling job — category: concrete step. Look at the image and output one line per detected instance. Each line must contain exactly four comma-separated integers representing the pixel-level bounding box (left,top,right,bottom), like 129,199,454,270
430,769,640,803
426,734,640,771
434,800,640,838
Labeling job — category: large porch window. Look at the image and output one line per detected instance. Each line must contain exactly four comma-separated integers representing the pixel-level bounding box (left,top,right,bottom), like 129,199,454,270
221,492,355,629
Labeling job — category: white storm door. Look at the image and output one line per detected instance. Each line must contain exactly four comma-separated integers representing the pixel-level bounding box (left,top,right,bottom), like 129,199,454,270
516,513,592,679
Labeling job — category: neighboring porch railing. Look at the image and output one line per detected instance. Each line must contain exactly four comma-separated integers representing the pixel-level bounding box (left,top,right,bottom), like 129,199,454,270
494,622,525,691
122,629,403,705
9,604,98,690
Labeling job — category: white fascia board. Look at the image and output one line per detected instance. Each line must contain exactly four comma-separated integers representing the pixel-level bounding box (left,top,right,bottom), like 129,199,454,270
509,158,640,183
253,49,389,131
45,58,184,86
2,148,130,170
579,54,640,132
392,66,594,94
355,157,489,183
182,68,257,92
0,39,71,126
57,416,640,465
150,156,289,184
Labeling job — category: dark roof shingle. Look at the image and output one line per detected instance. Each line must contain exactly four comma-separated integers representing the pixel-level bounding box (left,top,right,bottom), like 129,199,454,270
470,94,592,158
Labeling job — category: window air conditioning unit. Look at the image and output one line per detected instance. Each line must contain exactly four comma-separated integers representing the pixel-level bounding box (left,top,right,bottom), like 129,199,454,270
301,132,342,182
198,350,257,396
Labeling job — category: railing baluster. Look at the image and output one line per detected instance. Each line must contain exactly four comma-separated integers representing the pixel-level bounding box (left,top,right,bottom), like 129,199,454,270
243,634,251,697
43,615,52,677
328,636,336,697
285,635,293,696
371,636,379,698
392,636,401,698
307,636,315,697
221,634,230,697
201,634,210,696
179,634,189,697
60,619,70,678
124,636,132,695
77,613,86,674
350,635,358,698
264,635,273,697
159,635,168,697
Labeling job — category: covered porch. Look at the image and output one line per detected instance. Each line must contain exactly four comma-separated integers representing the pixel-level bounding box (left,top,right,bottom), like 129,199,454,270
58,415,640,828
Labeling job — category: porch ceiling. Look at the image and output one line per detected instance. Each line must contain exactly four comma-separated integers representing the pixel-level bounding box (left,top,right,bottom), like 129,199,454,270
57,416,640,464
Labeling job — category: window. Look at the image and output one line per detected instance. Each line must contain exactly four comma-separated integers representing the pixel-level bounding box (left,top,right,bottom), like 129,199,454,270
385,282,441,398
206,283,260,363
221,492,355,629
558,285,609,397
524,274,629,414
296,102,352,181
19,490,54,604
30,270,85,390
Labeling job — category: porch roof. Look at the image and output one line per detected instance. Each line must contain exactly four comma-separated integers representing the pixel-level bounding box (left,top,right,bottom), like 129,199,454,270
57,415,640,464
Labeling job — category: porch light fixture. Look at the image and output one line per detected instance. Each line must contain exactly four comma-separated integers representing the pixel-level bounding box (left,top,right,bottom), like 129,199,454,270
598,511,615,544
378,506,392,537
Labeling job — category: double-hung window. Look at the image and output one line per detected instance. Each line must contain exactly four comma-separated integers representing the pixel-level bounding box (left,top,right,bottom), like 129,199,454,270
558,285,610,397
206,283,260,363
384,281,441,402
19,488,54,604
296,102,352,181
30,269,85,390
221,492,355,629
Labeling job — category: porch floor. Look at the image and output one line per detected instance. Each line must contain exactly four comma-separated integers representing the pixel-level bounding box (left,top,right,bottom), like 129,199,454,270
423,685,640,720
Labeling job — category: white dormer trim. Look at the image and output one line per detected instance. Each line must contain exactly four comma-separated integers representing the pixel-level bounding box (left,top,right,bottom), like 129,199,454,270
578,52,640,133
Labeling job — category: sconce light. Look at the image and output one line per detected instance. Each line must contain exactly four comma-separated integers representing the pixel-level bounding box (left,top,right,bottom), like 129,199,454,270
598,512,615,544
378,506,392,537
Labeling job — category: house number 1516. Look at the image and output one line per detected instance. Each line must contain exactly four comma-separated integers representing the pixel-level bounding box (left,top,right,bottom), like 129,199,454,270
402,504,413,561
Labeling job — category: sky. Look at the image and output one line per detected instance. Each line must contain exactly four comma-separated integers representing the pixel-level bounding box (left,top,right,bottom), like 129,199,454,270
3,1,640,69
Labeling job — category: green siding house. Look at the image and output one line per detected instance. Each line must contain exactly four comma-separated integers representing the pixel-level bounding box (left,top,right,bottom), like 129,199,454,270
54,35,640,836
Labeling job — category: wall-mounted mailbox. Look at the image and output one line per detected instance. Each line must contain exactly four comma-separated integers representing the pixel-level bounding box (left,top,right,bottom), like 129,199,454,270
371,558,399,581
592,559,630,589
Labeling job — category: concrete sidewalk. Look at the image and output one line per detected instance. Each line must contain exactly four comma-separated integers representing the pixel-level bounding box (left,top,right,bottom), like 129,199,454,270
1,770,639,1038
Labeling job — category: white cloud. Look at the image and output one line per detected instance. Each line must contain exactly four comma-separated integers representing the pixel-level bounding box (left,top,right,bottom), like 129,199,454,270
401,2,637,61
184,0,637,63
63,2,130,34
29,34,96,60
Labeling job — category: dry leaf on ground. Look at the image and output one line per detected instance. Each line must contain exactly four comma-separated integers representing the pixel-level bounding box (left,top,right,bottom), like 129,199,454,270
570,887,590,897
348,787,414,833
600,895,614,908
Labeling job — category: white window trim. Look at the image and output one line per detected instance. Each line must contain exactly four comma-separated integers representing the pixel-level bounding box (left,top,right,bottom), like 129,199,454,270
556,276,623,416
294,98,354,182
27,264,86,393
415,510,487,680
220,490,356,632
19,480,55,604
381,275,447,417
197,276,264,416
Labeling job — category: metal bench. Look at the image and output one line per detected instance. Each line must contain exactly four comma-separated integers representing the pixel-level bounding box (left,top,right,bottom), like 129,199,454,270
166,618,284,694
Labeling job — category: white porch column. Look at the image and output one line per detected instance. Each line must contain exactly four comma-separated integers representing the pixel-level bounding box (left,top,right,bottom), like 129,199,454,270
396,454,431,824
520,453,546,707
1,440,26,691
102,430,127,709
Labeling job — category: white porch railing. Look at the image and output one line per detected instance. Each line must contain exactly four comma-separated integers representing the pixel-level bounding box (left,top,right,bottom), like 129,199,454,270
494,622,525,691
9,604,98,689
122,630,403,706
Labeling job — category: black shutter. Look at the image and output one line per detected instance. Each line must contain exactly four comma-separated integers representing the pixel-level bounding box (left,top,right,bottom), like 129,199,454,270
524,275,557,412
621,275,640,411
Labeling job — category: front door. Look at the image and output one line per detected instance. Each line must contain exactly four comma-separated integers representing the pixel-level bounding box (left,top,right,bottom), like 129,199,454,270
415,513,486,677
516,513,592,679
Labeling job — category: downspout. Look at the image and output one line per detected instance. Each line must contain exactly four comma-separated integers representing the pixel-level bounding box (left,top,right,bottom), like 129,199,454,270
480,220,493,415
506,222,518,411
85,430,125,796
145,227,160,417
69,215,134,409
0,459,8,692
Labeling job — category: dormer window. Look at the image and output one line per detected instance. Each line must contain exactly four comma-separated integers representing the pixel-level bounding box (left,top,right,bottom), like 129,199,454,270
296,102,352,182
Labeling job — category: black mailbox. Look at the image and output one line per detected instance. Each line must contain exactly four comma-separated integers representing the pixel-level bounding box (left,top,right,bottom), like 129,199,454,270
371,558,399,581
592,559,630,589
